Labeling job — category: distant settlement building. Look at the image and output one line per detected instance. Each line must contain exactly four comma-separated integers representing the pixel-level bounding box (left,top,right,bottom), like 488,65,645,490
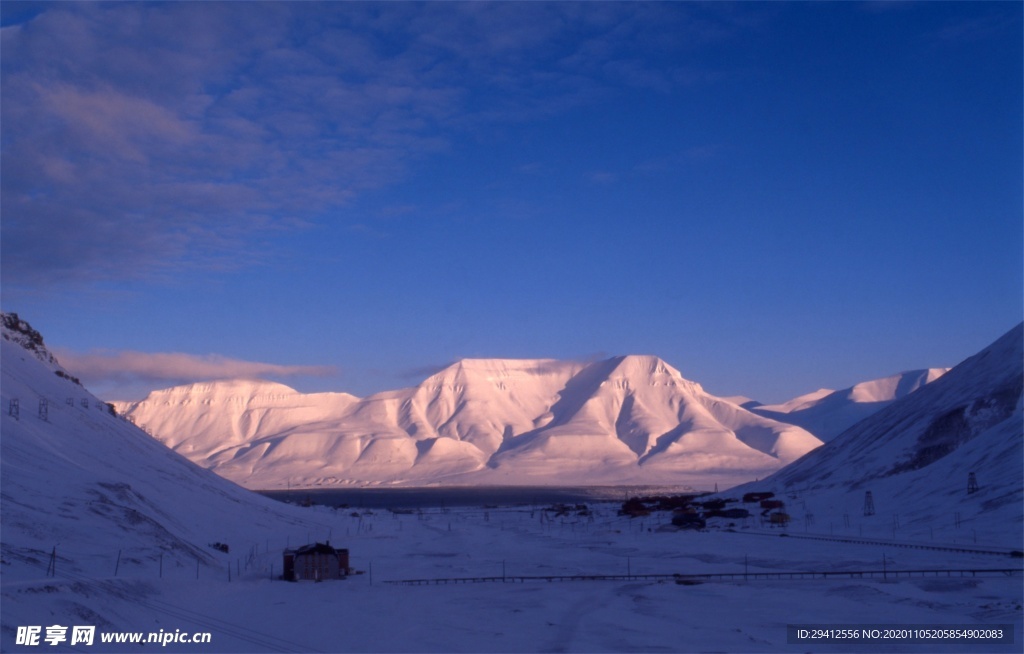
283,542,350,581
671,512,706,530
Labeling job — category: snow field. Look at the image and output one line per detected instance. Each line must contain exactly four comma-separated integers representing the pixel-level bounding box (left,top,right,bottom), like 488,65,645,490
203,503,1024,653
6,500,1019,652
3,317,1020,652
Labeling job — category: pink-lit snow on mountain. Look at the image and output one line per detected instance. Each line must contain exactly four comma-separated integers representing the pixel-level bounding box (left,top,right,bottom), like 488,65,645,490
117,355,823,489
751,368,949,441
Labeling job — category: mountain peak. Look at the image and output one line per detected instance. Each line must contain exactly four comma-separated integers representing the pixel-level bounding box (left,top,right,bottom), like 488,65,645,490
1,312,58,368
751,368,952,441
599,355,704,394
145,378,300,399
845,368,950,403
418,358,586,395
609,354,672,370
434,357,574,377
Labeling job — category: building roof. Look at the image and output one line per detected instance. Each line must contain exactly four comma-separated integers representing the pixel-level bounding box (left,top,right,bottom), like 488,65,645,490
285,541,344,556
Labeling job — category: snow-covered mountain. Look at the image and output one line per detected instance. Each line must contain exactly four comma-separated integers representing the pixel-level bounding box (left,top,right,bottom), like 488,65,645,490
4,314,1019,652
750,368,949,441
116,356,823,489
126,379,360,464
0,314,331,586
728,323,1023,541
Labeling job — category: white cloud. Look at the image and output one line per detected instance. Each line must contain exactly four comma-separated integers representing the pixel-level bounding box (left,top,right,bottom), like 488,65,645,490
55,349,336,385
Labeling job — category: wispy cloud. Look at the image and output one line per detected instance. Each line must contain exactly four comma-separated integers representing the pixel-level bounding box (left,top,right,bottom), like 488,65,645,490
55,348,336,386
1,2,746,293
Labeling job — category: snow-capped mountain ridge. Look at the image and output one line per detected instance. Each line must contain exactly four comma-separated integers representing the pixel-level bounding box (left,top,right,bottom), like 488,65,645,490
148,378,298,399
729,323,1023,543
118,354,822,489
751,368,950,441
845,368,949,403
5,315,1018,652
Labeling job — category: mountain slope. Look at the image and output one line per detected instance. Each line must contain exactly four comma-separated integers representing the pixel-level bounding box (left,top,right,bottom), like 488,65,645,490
751,369,949,441
488,356,820,481
125,379,359,465
728,324,1023,544
117,356,823,489
0,314,330,585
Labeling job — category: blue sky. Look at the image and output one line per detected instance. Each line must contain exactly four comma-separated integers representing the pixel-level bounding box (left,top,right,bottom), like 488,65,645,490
2,1,1021,403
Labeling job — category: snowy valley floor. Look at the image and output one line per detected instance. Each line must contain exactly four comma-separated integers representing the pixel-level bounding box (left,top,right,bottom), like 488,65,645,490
3,501,1022,653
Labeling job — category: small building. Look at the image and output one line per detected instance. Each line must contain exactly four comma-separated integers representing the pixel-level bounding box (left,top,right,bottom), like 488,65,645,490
707,507,750,520
283,542,350,581
672,512,706,530
700,498,727,512
769,512,790,526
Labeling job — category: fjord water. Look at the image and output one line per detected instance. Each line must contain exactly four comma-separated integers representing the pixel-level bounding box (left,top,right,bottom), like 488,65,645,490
260,485,698,509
